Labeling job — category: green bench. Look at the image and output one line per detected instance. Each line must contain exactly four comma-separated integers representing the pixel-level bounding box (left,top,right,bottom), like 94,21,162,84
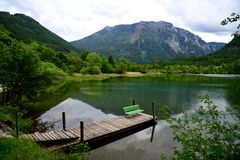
123,104,144,116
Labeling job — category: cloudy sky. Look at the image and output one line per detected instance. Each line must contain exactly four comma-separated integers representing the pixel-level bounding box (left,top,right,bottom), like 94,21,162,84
0,0,239,43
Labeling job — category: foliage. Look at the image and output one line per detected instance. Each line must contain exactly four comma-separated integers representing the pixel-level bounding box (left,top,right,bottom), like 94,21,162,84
101,56,113,73
108,55,116,67
66,51,84,73
221,12,240,37
85,52,102,67
0,11,79,52
36,61,67,83
65,143,90,160
115,57,128,74
0,137,88,160
0,106,32,133
163,95,240,159
80,66,101,75
0,39,41,105
80,52,102,75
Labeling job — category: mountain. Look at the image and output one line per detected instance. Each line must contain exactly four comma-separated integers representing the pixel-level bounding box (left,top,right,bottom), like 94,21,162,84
71,21,224,63
166,35,240,71
207,42,226,51
206,35,240,61
0,11,79,52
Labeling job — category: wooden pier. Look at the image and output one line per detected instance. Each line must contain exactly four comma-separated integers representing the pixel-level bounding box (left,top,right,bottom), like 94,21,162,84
22,113,157,151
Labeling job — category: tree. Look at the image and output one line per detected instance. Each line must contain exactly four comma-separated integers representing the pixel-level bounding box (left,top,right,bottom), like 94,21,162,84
108,55,116,68
66,51,84,73
162,95,240,159
221,12,240,37
101,56,113,73
85,52,101,67
80,52,102,75
0,40,40,106
115,57,128,74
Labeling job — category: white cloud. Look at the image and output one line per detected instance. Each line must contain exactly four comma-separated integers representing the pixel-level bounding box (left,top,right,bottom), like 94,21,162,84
0,0,239,42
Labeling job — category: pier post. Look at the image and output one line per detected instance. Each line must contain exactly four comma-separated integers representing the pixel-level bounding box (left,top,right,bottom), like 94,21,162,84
62,112,66,130
152,102,156,122
80,121,84,143
150,102,156,142
15,112,19,138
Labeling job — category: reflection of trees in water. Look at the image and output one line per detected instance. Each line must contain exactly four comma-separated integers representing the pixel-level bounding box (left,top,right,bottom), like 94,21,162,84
31,119,59,133
226,78,240,108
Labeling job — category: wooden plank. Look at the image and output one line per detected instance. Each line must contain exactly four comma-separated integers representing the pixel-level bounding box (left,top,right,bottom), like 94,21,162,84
67,128,80,137
61,130,76,138
106,120,127,129
96,122,118,133
91,123,109,135
41,133,51,141
51,131,62,139
99,122,117,132
44,133,55,140
28,134,38,141
54,131,69,139
87,125,102,137
100,121,120,131
47,132,58,140
94,126,110,136
70,128,80,136
34,132,46,141
83,128,95,140
85,127,100,138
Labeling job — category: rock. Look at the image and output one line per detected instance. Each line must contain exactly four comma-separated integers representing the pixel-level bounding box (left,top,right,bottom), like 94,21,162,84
0,123,13,138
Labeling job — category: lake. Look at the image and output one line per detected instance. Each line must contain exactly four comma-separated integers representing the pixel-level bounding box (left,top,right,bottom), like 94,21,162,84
36,74,240,160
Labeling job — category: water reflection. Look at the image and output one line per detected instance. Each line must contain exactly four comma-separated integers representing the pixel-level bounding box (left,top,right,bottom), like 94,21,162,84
38,94,230,160
38,98,115,131
38,98,177,159
37,75,236,160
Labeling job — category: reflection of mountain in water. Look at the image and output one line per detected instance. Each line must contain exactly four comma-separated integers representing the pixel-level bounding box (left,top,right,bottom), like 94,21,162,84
38,98,115,131
39,91,231,160
37,75,235,160
38,98,179,159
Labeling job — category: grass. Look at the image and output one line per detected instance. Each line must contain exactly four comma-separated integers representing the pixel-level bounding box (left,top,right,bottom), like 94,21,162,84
67,72,146,81
0,137,88,160
0,106,32,133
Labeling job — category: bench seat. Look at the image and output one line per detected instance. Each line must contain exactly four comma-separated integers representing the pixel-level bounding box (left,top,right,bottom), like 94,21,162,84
123,104,144,116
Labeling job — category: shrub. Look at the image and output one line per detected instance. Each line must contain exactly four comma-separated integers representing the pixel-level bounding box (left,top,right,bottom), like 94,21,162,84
163,95,240,159
80,66,101,75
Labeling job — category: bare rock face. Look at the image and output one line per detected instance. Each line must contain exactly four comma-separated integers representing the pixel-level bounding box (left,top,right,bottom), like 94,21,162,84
71,21,225,63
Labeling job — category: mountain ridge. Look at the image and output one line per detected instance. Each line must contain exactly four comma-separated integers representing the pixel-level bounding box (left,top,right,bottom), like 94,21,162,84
72,21,225,63
0,11,79,52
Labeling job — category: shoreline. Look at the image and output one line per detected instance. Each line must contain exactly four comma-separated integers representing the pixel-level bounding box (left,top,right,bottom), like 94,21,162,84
67,72,240,82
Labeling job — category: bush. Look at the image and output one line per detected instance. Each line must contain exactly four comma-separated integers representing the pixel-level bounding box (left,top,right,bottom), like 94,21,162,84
162,95,240,159
80,66,101,75
0,106,32,133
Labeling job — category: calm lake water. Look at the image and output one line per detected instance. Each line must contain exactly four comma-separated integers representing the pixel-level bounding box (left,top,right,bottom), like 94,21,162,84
37,75,240,160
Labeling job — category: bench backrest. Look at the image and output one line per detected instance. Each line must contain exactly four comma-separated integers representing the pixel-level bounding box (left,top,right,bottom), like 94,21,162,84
123,105,140,112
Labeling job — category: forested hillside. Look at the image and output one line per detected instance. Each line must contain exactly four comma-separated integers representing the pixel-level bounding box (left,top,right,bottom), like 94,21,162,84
0,11,79,52
154,36,240,73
